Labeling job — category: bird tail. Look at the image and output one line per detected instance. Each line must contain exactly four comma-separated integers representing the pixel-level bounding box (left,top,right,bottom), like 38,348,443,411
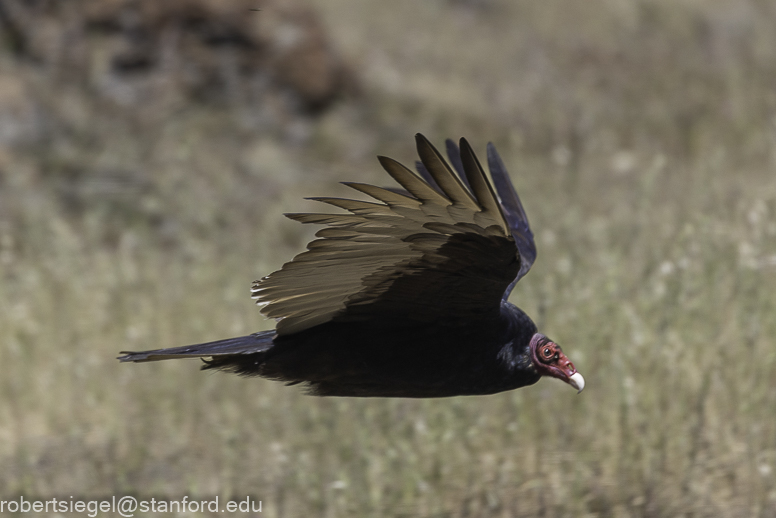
117,331,275,363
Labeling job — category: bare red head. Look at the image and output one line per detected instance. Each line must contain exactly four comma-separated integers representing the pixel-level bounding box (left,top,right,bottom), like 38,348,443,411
529,333,585,392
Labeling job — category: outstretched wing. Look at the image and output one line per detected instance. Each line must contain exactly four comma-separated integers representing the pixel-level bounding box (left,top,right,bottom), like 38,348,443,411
252,134,528,336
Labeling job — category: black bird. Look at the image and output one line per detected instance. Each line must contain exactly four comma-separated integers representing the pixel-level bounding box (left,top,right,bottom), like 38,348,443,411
119,135,584,397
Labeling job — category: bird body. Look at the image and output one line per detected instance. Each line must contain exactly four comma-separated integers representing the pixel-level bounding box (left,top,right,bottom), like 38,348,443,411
119,135,584,397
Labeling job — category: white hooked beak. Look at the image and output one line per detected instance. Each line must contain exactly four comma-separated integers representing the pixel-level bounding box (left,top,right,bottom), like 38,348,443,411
569,372,585,393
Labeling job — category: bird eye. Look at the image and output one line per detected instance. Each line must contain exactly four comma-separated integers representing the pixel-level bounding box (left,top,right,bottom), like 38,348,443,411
543,347,551,357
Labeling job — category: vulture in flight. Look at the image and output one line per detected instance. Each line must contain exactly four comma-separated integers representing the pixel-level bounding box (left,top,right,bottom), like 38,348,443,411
119,135,584,397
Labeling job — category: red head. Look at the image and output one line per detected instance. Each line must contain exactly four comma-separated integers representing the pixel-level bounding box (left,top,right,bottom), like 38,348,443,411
529,333,585,392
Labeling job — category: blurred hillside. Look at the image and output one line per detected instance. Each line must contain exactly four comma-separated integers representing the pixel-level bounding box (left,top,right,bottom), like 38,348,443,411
0,0,359,250
1,0,775,516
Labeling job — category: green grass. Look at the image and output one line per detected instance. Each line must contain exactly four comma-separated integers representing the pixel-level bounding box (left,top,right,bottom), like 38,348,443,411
1,0,776,516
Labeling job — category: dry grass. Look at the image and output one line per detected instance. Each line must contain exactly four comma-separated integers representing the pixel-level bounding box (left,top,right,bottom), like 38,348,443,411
1,0,776,516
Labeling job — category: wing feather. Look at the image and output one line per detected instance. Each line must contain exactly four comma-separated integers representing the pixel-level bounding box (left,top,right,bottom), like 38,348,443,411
342,182,421,209
377,156,452,206
415,134,480,210
486,142,537,287
414,160,443,193
445,138,470,189
458,138,508,231
306,197,396,217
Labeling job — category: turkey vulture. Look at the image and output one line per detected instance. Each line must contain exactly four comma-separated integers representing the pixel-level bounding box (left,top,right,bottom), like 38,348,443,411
119,135,584,397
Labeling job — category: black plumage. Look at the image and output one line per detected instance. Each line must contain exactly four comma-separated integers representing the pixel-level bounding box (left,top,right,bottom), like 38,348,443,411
119,134,584,397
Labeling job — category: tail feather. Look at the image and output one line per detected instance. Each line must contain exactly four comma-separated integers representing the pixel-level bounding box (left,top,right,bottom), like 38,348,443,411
118,331,275,363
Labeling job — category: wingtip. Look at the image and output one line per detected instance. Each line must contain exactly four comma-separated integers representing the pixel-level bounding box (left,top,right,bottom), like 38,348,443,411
457,137,479,169
414,133,433,152
485,141,506,171
376,155,394,168
456,138,475,166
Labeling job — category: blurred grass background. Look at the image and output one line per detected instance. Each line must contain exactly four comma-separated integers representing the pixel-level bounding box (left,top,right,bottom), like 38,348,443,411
1,0,776,516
